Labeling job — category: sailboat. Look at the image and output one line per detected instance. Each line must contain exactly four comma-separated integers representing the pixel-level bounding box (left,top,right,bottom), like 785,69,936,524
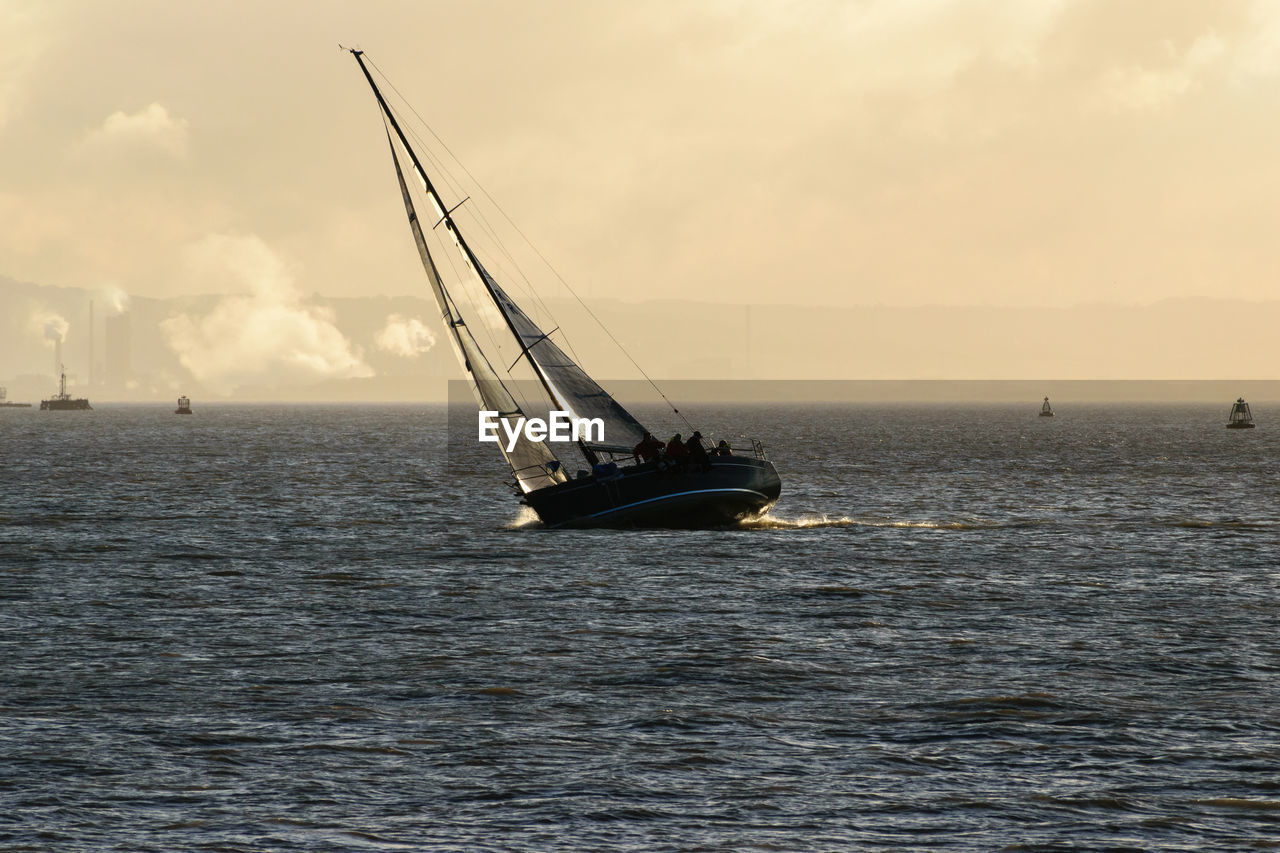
348,50,781,528
1039,396,1053,417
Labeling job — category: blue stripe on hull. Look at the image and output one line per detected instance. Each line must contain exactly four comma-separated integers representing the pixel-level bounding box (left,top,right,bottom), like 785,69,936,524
545,487,776,529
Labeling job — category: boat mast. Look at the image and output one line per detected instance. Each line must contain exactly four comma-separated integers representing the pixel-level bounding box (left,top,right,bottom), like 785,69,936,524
348,50,569,417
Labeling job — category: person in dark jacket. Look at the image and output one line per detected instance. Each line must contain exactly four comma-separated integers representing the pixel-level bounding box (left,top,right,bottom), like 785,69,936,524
685,431,712,472
664,433,689,472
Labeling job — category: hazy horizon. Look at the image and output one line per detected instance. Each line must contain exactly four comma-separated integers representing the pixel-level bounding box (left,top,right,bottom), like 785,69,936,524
5,276,1280,404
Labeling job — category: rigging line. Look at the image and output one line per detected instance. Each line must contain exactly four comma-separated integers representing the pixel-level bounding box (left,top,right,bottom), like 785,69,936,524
390,133,510,374
406,157,506,365
397,128,545,345
443,292,552,450
381,116,552,469
365,56,585,364
389,126,574,375
424,191,545,421
459,240,562,357
375,73,565,339
366,54,689,428
438,234,545,424
374,78,469,215
356,51,568,435
378,82,508,270
461,208,569,352
407,127,468,222
409,137,575,362
382,115,508,407
432,210,512,378
448,195,568,349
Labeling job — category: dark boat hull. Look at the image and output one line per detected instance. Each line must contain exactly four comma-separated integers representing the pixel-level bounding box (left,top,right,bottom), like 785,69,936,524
40,399,92,411
1226,422,1255,429
524,455,782,529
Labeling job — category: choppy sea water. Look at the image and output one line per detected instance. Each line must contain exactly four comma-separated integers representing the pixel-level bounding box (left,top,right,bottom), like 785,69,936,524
2,402,1279,852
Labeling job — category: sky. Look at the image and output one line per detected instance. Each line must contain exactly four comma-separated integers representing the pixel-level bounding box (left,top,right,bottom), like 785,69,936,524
5,0,1280,310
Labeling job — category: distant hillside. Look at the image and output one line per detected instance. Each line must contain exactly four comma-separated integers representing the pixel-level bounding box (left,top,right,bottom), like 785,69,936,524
4,274,1279,402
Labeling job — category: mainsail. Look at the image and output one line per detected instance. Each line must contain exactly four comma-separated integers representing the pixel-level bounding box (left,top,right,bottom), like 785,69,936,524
353,49,649,480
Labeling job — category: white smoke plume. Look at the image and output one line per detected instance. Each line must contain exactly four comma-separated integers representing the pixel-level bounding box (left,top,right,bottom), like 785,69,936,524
102,285,129,314
375,314,436,357
29,310,68,343
161,234,373,395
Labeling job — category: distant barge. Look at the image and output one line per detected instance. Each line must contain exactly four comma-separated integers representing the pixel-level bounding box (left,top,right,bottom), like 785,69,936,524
40,366,92,411
0,387,32,408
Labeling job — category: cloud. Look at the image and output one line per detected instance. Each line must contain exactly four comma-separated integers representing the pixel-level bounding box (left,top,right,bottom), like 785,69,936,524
0,4,51,131
1232,0,1280,80
79,103,189,158
1097,33,1227,112
375,314,437,357
161,234,373,394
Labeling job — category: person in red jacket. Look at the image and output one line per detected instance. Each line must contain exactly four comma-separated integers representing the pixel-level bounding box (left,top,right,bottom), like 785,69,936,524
632,432,664,465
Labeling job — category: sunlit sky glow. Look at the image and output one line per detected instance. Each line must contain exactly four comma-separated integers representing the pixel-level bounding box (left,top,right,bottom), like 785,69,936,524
4,0,1280,310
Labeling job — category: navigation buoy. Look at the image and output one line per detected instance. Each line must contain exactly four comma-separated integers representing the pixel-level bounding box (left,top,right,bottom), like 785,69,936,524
1227,397,1255,429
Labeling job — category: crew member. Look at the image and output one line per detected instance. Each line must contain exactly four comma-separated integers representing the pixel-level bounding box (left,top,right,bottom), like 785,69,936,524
665,433,690,472
686,431,712,472
633,431,664,464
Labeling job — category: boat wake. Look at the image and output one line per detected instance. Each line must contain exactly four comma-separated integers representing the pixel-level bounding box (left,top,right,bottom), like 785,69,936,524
505,508,1016,533
504,506,545,530
738,513,860,530
742,513,1278,532
740,513,1006,531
